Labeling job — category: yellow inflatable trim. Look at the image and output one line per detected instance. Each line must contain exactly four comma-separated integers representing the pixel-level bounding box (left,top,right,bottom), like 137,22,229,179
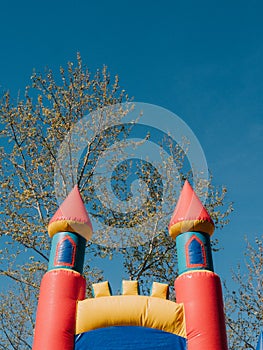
76,295,186,338
122,280,138,295
151,282,169,299
48,220,92,240
169,219,214,239
92,281,111,297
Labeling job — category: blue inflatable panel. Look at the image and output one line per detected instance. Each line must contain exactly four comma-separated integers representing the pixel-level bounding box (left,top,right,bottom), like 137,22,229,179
75,326,186,349
256,331,263,350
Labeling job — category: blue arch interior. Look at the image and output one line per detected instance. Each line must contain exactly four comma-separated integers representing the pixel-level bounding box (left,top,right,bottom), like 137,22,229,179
75,326,186,349
188,238,204,265
56,237,74,265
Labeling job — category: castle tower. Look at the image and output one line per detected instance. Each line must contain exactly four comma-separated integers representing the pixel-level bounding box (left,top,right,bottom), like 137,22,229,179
33,186,92,350
169,180,228,350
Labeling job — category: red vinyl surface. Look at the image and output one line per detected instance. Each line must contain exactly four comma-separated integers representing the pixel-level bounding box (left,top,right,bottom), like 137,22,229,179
169,180,214,228
49,185,92,227
32,269,86,350
175,271,228,350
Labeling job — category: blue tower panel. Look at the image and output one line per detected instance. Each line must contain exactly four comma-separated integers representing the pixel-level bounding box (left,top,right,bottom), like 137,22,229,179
176,232,214,274
48,232,86,273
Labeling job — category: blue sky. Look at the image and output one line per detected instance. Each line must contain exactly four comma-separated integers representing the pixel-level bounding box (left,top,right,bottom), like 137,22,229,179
1,0,262,292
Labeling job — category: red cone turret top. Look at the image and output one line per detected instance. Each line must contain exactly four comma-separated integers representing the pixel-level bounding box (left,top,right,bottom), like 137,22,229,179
168,180,214,239
48,185,92,240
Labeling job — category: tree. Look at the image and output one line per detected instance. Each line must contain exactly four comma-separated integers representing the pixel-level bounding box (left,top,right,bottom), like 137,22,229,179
224,236,262,350
0,54,232,349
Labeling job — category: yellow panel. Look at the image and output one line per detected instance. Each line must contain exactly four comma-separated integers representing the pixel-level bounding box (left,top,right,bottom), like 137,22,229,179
122,280,138,295
76,295,186,338
48,220,92,240
169,219,214,239
151,282,168,299
92,281,111,297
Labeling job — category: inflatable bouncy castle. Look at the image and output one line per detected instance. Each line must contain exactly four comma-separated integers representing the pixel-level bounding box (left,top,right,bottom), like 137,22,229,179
32,180,228,349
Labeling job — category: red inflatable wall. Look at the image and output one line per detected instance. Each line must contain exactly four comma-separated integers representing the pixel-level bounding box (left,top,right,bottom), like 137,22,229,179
33,269,86,350
175,270,228,350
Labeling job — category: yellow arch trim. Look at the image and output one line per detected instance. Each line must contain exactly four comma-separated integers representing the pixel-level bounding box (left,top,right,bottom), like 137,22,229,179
76,295,186,338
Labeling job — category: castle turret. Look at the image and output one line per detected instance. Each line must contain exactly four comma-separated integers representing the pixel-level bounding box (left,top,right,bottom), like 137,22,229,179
169,180,228,350
33,185,92,350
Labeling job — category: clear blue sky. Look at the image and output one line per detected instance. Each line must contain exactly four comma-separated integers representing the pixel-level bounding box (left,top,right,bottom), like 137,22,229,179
1,0,262,291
